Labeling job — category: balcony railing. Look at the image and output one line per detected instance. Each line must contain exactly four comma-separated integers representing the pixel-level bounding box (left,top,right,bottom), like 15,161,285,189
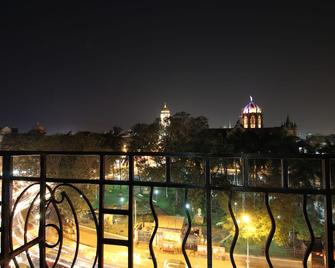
0,151,334,268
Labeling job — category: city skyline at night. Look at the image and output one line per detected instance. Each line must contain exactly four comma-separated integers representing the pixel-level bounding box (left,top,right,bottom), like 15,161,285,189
3,2,335,268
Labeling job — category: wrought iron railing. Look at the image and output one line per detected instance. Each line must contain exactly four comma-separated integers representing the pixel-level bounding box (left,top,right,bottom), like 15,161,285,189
0,151,334,268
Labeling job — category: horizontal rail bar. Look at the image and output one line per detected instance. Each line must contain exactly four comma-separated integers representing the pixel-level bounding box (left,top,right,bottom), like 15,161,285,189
9,177,334,194
103,209,129,215
0,151,241,157
11,176,41,181
103,238,129,247
45,178,101,184
1,150,334,159
213,185,333,195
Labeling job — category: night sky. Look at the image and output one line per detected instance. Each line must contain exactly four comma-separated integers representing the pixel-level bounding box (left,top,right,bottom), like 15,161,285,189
3,2,335,135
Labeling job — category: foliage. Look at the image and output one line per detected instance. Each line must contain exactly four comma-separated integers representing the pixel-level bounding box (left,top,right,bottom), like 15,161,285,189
129,120,160,152
220,192,324,248
161,112,209,152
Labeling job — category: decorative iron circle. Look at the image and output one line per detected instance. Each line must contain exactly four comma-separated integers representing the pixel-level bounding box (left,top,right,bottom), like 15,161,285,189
45,223,61,248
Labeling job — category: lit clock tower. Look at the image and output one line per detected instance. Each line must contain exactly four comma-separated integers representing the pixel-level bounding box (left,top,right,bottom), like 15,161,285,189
160,103,171,128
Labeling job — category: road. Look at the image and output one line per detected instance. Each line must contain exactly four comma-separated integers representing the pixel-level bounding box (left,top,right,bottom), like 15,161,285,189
13,223,323,268
131,244,321,268
62,226,324,268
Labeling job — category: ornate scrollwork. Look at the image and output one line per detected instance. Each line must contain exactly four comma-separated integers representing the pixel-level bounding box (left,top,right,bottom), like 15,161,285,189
10,183,98,268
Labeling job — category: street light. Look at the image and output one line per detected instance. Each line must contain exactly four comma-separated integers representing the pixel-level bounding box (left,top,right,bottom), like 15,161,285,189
242,214,250,224
154,189,159,201
242,213,251,268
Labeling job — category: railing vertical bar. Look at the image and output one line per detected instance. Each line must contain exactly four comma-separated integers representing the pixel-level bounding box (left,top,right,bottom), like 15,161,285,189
228,190,238,268
182,189,192,268
302,194,315,268
264,192,275,268
148,187,158,268
128,155,134,268
323,158,334,268
1,155,12,268
205,158,212,268
39,154,47,268
281,158,289,188
98,154,105,268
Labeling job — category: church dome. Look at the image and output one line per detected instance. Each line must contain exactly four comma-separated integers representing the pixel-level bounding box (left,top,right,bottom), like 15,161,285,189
242,96,262,114
240,96,263,128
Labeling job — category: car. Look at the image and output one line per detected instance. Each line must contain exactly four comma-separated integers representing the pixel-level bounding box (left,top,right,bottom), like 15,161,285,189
163,259,186,268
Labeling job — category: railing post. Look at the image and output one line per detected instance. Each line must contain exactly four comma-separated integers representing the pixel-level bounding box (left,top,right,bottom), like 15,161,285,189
323,158,334,268
1,155,12,268
205,158,212,267
98,154,105,268
39,154,46,268
128,154,134,268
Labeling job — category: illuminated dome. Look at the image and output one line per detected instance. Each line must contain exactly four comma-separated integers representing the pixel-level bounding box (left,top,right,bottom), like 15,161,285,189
241,96,263,128
242,96,262,114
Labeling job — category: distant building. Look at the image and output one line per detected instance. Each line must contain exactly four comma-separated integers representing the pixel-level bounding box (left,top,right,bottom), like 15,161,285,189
306,133,335,153
236,96,297,136
0,127,18,146
29,122,47,135
281,115,297,136
241,96,263,128
158,103,171,145
191,95,301,153
160,103,171,128
160,97,297,138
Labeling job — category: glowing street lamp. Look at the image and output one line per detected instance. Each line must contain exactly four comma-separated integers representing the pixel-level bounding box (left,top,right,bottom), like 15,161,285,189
154,189,159,201
242,214,250,224
241,213,251,268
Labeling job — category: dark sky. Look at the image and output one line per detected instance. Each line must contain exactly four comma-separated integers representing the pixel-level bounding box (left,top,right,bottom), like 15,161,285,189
3,2,335,135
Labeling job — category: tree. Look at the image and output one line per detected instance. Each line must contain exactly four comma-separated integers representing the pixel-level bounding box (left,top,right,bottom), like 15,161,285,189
162,112,209,152
129,120,160,152
103,126,124,151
